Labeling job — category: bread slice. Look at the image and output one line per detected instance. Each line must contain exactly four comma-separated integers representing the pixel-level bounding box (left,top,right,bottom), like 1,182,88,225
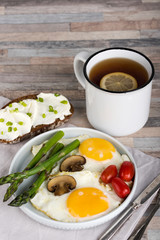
0,93,74,144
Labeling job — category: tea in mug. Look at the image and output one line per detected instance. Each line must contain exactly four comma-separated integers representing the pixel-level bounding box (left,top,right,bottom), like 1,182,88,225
89,58,149,92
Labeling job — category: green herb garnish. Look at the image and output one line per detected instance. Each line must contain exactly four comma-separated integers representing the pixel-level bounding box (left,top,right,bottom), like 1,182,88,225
38,97,44,102
18,121,24,125
27,112,32,117
10,108,19,113
1,131,3,135
20,101,27,107
54,93,60,97
13,127,17,131
49,105,58,113
60,100,68,104
0,118,4,122
42,113,46,118
49,105,54,112
8,127,12,132
6,121,13,126
9,104,12,108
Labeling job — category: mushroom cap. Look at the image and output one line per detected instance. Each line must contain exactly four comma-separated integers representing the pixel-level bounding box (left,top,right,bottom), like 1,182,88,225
60,155,86,172
47,175,77,196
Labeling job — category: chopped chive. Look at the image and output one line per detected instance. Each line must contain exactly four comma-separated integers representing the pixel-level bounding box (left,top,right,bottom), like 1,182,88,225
49,105,54,112
10,108,19,113
18,121,24,125
27,112,32,117
8,127,12,132
20,101,27,107
13,127,17,131
1,131,3,135
38,97,44,102
42,113,46,118
60,100,68,104
6,121,13,126
9,103,12,108
0,118,4,122
23,102,27,107
49,105,57,113
54,93,60,97
36,99,39,102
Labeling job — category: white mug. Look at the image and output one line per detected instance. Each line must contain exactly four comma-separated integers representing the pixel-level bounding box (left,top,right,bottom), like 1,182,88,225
74,48,154,136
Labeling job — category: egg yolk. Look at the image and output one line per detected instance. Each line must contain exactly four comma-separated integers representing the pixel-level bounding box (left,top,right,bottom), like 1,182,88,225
67,187,109,218
79,138,115,161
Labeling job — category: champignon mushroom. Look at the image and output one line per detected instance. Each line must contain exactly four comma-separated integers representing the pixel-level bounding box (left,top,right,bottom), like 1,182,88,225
60,155,86,172
47,175,76,196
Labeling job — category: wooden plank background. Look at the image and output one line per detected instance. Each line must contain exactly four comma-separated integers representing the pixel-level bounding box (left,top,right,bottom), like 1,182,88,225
0,1,159,239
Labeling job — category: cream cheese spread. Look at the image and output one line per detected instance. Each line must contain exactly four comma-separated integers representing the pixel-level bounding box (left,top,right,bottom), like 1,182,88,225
0,93,71,141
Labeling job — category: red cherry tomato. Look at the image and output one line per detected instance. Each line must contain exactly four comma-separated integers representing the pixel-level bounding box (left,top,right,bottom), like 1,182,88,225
100,165,118,184
111,177,130,198
119,161,135,182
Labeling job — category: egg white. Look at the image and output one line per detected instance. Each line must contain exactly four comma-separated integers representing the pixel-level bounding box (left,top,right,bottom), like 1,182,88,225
82,149,124,173
31,170,122,222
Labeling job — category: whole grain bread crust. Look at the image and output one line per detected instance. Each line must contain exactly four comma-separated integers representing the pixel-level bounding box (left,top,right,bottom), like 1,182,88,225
0,94,74,144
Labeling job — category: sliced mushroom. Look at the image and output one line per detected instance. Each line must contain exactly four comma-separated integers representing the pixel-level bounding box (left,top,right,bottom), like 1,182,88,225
60,155,86,172
47,175,76,196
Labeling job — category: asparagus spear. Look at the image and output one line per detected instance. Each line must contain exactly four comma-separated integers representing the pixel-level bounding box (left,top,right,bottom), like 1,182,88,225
25,130,64,170
9,142,64,207
3,130,64,201
0,139,80,185
4,142,64,202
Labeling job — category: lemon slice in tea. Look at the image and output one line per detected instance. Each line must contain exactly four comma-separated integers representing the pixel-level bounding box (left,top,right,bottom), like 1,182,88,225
100,72,138,92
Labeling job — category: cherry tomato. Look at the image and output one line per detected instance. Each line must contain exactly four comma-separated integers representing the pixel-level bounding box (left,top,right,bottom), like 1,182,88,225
111,177,130,198
119,161,135,182
100,165,118,184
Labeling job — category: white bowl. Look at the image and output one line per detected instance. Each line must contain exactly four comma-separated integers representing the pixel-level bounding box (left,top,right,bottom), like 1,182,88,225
9,127,138,229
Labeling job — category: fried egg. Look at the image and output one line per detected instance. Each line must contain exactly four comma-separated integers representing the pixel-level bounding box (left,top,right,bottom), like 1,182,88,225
31,170,122,222
79,138,123,172
32,135,123,174
30,135,129,222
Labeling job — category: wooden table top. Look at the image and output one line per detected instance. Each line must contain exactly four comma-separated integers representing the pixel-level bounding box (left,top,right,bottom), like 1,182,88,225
0,0,159,239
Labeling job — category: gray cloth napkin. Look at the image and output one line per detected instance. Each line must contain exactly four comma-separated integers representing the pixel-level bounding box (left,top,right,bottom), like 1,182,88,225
0,96,160,240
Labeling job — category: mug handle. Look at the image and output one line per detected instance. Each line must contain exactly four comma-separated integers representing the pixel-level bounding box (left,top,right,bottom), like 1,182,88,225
74,51,91,89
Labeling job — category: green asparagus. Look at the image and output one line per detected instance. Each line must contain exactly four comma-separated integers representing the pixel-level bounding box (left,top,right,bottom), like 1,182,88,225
3,130,64,201
9,142,64,207
0,139,80,185
26,130,64,170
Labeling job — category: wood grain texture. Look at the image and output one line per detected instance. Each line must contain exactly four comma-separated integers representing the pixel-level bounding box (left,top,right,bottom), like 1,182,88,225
0,13,103,24
0,31,140,42
0,1,159,239
71,20,160,31
0,7,5,15
0,23,70,33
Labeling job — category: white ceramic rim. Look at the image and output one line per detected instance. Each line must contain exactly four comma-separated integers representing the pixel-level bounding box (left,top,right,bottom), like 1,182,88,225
9,127,138,230
83,47,154,94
